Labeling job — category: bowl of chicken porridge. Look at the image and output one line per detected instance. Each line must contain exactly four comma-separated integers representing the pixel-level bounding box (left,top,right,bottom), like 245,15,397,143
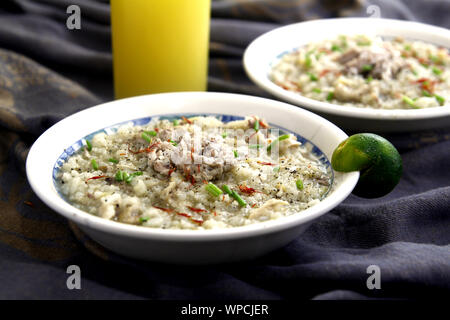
244,18,450,132
26,92,358,264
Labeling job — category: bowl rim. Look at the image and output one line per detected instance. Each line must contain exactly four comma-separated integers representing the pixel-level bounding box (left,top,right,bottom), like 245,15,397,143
243,17,450,121
26,92,359,241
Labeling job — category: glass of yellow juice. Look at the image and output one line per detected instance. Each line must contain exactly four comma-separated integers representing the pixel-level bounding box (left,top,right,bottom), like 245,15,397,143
110,0,211,99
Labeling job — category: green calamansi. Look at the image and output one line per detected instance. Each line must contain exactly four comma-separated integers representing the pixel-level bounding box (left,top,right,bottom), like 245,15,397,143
331,133,403,198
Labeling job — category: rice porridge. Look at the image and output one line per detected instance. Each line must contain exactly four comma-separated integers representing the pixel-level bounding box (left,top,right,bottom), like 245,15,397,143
270,35,449,109
56,116,331,230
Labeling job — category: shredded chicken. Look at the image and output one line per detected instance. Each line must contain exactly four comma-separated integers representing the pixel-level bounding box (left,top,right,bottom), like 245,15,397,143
147,127,236,182
248,199,289,220
339,47,406,80
336,49,359,64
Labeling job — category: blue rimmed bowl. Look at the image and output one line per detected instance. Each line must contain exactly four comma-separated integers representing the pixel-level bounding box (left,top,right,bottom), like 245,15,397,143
26,92,358,264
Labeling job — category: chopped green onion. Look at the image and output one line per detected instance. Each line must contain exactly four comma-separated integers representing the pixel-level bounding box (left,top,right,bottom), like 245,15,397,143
249,144,263,149
430,55,441,64
331,44,342,52
254,120,260,132
412,69,418,76
296,179,304,190
316,51,326,60
231,190,247,207
222,185,233,195
114,170,142,183
308,72,318,81
169,140,178,146
357,40,371,46
115,170,125,182
124,174,133,184
312,88,322,93
361,64,373,72
139,216,149,223
402,95,420,109
366,75,373,83
205,183,223,197
108,158,119,164
173,119,180,126
422,90,432,97
91,159,98,170
267,134,290,152
404,44,411,51
305,52,313,68
273,166,280,172
432,67,442,76
435,94,445,106
222,132,228,139
326,92,334,101
233,150,238,158
144,130,158,137
85,140,92,151
125,171,143,184
141,132,152,143
305,57,312,68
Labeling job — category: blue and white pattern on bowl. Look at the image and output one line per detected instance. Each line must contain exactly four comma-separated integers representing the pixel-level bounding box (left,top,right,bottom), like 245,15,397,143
52,113,334,193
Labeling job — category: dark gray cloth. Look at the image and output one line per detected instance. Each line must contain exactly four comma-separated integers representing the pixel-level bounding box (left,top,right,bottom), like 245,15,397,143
0,0,448,300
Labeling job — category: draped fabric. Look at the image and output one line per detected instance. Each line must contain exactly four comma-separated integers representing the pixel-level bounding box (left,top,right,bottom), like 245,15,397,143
0,0,448,299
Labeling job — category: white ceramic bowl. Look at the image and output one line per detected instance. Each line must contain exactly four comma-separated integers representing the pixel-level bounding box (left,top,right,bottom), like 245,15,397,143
244,18,450,132
26,92,358,264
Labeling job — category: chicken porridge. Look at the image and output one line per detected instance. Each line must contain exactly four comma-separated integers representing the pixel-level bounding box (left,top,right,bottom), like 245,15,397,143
270,35,449,109
56,115,332,230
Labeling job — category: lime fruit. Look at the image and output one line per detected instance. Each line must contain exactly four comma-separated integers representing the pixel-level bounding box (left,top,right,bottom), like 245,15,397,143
331,133,402,198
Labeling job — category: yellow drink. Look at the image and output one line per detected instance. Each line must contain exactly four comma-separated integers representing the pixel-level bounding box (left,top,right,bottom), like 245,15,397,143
111,0,211,99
